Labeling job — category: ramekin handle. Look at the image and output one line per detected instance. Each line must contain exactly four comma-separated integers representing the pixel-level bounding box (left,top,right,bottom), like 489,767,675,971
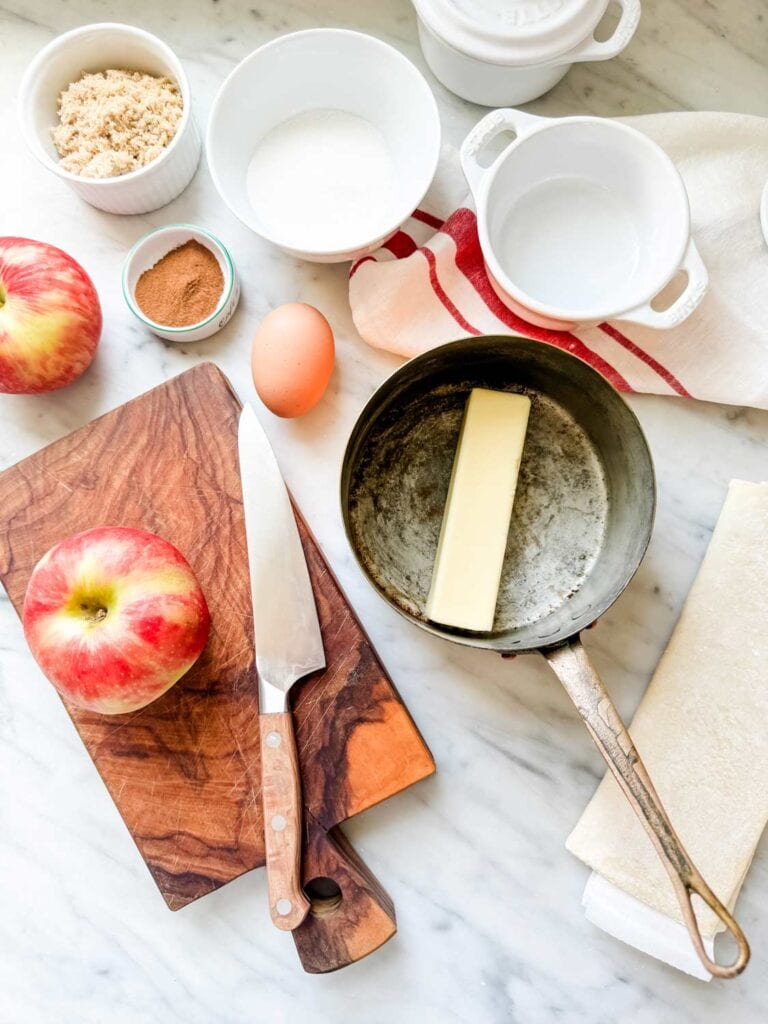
566,0,641,64
460,108,543,199
619,239,708,330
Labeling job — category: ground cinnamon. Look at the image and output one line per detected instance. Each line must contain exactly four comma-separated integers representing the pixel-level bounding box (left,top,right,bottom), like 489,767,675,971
135,240,224,327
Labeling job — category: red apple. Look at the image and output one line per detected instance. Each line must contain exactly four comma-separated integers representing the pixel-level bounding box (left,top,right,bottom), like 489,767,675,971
0,237,102,394
22,527,211,714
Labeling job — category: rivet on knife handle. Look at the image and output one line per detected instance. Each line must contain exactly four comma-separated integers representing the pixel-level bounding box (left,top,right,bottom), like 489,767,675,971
259,712,311,931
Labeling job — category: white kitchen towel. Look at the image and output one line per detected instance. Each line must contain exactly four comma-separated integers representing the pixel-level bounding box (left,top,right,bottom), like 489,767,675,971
349,112,768,409
567,480,768,979
580,874,715,982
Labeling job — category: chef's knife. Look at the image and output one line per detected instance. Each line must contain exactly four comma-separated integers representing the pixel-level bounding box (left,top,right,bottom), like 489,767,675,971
238,403,326,930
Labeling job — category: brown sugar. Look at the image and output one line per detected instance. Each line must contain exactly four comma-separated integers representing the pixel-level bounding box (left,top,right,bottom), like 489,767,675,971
52,69,183,179
134,240,225,328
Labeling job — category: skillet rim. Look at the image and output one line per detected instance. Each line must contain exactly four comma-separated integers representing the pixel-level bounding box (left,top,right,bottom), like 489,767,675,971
340,335,657,654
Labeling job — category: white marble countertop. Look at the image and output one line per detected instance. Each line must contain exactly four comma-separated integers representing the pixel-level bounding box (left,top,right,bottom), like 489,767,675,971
2,1,768,1021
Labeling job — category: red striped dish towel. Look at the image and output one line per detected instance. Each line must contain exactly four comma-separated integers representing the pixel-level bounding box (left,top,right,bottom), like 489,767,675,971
350,112,768,408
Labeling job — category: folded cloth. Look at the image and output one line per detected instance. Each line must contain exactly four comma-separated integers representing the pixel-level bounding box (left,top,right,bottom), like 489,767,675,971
566,480,768,978
349,112,768,409
579,874,715,982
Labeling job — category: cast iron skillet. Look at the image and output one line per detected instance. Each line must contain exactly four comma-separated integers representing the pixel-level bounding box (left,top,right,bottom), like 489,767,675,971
341,336,749,978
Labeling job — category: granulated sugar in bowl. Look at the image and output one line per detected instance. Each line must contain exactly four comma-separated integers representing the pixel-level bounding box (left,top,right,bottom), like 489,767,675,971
206,28,441,263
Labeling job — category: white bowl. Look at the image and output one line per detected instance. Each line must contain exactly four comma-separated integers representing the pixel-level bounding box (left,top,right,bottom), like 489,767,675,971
461,108,708,330
206,29,441,263
122,225,240,342
18,23,201,215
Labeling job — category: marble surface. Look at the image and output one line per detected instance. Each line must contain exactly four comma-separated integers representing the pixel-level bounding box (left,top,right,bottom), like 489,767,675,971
2,1,768,1021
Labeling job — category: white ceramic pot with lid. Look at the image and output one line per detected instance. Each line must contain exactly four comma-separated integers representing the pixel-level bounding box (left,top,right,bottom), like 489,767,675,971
412,0,641,106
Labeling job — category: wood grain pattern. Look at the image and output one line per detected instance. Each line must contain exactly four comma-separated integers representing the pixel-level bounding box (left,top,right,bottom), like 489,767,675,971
294,815,397,974
259,712,310,930
0,363,435,917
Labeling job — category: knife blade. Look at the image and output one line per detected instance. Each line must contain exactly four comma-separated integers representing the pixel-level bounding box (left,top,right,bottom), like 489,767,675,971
238,403,325,931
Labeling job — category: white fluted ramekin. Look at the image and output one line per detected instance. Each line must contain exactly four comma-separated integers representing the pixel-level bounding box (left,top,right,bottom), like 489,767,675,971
19,23,201,215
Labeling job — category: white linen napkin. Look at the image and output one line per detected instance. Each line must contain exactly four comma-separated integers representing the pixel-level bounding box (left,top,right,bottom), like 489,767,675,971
581,875,715,982
349,112,768,409
567,481,768,979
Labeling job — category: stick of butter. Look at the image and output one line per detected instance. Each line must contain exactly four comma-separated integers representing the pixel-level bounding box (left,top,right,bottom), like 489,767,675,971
426,388,530,632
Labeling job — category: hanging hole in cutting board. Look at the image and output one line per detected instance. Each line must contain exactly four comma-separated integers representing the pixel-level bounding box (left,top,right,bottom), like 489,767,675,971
305,876,343,917
593,1,622,42
651,270,689,312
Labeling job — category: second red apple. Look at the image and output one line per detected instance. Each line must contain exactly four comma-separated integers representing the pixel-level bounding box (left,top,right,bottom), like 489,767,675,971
0,236,102,394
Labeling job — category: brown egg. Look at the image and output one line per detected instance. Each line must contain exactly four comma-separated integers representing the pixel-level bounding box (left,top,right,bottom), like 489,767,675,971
251,303,335,418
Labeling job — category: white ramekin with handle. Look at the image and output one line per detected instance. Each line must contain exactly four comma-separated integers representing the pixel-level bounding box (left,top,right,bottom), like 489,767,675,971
460,108,708,331
412,0,641,107
18,23,201,215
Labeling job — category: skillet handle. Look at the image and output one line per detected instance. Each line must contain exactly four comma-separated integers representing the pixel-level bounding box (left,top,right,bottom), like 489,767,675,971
544,638,750,979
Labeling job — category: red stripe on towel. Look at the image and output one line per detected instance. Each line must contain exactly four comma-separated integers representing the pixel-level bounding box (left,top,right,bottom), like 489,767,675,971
383,231,418,259
413,209,445,230
421,246,481,336
349,230,417,279
349,254,377,278
599,323,691,398
439,208,632,392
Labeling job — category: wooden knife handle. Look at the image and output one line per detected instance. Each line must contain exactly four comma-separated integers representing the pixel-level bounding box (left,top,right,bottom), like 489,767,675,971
259,712,311,931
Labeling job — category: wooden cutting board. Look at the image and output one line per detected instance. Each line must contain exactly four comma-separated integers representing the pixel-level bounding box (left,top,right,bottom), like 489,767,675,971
0,363,434,972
